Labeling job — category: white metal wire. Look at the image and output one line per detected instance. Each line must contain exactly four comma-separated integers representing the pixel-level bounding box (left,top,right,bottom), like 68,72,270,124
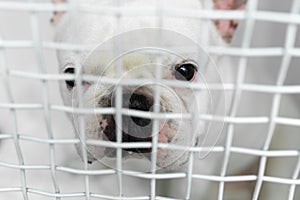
28,0,61,199
114,0,124,197
252,1,300,199
217,1,258,199
0,30,28,200
0,0,299,200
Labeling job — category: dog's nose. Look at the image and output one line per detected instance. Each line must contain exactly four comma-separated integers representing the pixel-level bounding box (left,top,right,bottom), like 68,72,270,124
129,93,152,127
121,93,153,144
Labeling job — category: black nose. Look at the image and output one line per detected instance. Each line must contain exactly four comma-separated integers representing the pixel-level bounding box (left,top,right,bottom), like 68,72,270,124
129,93,152,127
121,93,153,143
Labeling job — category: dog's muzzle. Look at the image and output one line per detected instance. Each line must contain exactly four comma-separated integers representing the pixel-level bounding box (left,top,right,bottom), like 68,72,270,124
101,91,154,154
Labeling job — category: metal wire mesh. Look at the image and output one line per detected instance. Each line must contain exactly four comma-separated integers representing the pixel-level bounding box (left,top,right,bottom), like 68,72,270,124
0,0,300,200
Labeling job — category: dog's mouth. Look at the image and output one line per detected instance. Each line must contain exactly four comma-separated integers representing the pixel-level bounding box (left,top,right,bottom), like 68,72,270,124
102,115,153,154
101,92,155,155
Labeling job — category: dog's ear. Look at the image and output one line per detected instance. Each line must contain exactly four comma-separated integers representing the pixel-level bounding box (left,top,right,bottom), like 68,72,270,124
213,0,247,42
51,0,66,25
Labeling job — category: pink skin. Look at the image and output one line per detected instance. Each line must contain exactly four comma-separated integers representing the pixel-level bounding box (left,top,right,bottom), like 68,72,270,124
51,0,66,24
214,0,246,42
100,119,108,131
158,119,177,143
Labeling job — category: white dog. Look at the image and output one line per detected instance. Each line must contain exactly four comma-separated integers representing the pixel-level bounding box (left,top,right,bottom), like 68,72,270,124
53,0,300,199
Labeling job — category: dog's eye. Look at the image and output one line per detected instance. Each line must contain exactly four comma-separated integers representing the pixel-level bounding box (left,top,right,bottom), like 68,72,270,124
64,67,75,90
174,61,198,81
63,66,92,90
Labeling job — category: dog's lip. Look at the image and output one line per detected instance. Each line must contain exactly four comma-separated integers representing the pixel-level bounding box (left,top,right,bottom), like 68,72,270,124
102,114,153,154
121,132,152,154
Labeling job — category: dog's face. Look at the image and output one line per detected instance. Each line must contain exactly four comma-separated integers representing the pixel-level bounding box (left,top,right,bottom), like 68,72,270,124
54,0,245,169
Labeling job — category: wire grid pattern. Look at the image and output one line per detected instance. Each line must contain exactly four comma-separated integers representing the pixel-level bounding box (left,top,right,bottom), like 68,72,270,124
0,0,300,200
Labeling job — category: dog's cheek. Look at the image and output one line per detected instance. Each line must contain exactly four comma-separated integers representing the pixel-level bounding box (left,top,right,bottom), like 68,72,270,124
158,122,192,168
85,116,106,160
157,148,189,169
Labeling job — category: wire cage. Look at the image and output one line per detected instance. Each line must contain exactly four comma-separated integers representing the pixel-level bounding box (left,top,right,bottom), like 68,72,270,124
0,0,300,200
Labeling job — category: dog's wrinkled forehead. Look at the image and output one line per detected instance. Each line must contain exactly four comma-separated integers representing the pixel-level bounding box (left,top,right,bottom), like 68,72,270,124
54,0,246,69
81,52,164,77
55,0,208,50
55,0,203,65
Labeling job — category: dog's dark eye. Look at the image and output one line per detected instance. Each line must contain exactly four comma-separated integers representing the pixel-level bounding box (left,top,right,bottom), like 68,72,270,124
174,61,198,81
64,67,75,90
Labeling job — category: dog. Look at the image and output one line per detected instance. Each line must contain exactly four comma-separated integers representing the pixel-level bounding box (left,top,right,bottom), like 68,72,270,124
53,0,300,199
